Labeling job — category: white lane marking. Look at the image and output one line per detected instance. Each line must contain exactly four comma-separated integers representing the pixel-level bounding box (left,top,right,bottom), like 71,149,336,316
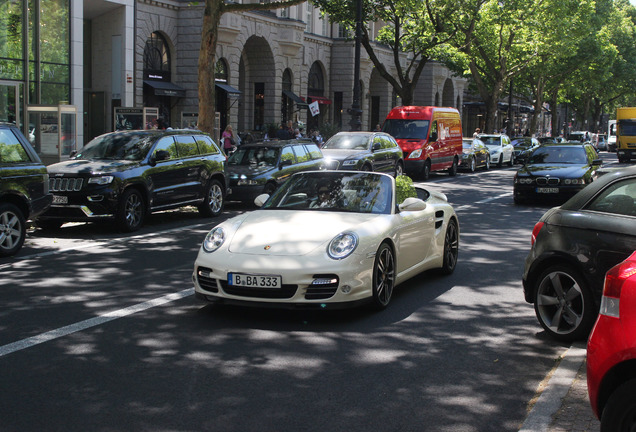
0,288,194,358
455,192,512,211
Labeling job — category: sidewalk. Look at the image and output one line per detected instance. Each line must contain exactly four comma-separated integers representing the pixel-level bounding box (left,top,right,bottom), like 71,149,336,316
520,342,601,432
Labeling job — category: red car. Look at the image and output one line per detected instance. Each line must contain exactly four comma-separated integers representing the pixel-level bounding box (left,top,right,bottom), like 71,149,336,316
587,250,636,431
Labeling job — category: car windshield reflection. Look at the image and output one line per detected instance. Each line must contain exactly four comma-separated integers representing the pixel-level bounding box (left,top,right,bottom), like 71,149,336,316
262,172,393,214
527,147,588,164
228,146,280,168
76,132,153,161
322,135,369,150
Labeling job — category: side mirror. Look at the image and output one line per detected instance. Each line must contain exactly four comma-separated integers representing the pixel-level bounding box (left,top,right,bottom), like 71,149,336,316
279,159,292,169
254,193,269,207
430,132,438,142
69,150,77,159
372,142,382,151
592,159,603,166
398,197,427,212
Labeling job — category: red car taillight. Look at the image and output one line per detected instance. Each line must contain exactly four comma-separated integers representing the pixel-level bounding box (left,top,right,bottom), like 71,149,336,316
599,252,636,318
531,221,544,246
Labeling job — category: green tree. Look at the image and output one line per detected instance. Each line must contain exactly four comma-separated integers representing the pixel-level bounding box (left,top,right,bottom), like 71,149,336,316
196,0,306,134
310,0,474,106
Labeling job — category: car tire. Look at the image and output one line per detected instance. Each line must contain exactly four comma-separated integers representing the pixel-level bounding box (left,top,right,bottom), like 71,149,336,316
469,157,476,173
485,157,491,170
116,188,145,233
421,160,431,180
394,161,404,178
497,155,503,168
448,158,458,176
600,378,636,432
361,163,372,172
533,265,596,341
440,218,459,275
371,242,395,310
508,154,514,166
0,203,26,257
198,179,224,217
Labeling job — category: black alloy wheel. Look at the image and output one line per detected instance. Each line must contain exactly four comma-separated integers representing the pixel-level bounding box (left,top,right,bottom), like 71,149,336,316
394,161,404,178
371,242,396,310
469,157,476,173
116,188,145,232
440,218,459,275
533,265,596,341
448,158,458,176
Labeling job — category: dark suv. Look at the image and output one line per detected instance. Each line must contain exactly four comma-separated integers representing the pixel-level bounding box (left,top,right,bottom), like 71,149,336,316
0,123,52,257
38,129,228,232
226,139,324,204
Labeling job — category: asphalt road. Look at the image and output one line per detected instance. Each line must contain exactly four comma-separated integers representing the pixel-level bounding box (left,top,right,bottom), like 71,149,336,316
0,154,620,432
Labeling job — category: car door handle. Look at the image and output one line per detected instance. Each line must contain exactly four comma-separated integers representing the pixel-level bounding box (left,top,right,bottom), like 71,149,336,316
175,161,184,166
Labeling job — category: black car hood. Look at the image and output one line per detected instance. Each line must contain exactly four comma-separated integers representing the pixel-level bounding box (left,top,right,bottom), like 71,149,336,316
518,164,590,177
228,164,274,178
321,149,364,161
47,158,139,174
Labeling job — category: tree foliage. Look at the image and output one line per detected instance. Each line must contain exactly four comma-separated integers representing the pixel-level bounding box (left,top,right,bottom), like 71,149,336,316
196,0,306,134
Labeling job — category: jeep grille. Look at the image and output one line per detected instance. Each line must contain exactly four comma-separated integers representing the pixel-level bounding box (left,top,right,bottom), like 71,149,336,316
50,177,84,192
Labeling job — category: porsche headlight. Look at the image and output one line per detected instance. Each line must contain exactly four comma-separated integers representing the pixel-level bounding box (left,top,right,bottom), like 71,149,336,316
203,227,225,252
328,232,358,260
88,176,114,185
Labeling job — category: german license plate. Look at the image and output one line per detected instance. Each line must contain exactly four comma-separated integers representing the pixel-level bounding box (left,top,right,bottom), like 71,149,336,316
536,187,559,194
52,195,68,204
228,273,282,288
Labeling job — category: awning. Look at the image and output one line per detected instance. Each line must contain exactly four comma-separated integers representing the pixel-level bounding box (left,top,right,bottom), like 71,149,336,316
283,90,308,107
307,95,332,105
143,80,186,98
215,82,241,97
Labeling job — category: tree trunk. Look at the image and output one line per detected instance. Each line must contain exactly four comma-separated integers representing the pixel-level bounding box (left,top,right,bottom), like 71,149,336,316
197,1,223,135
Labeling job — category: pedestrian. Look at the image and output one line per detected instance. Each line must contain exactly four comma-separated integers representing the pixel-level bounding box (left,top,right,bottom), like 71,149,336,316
473,127,481,138
276,123,291,140
374,124,382,132
222,125,235,153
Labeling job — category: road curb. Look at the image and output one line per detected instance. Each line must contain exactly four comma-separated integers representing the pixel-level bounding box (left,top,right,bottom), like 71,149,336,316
519,342,587,432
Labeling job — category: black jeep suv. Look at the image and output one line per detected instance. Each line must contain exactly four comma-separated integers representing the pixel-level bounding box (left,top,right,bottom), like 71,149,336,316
38,129,228,232
0,123,52,257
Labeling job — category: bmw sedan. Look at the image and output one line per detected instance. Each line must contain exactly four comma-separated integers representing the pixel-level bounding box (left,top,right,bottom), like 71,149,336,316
513,143,602,204
522,165,636,341
321,132,404,177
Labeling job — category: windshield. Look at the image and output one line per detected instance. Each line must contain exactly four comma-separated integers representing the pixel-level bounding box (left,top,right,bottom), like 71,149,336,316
618,120,636,136
479,136,502,146
322,134,370,150
527,147,588,164
512,139,531,148
382,119,429,140
76,132,153,161
228,146,280,167
262,171,394,215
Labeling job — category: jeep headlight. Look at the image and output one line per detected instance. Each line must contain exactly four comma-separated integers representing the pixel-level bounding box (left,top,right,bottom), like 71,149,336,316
88,176,114,185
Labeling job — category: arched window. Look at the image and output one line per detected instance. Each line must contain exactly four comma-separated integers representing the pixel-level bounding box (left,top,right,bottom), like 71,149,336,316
308,62,324,96
215,59,228,82
144,32,170,79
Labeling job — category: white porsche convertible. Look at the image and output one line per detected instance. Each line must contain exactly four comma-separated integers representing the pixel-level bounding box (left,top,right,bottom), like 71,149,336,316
193,171,459,310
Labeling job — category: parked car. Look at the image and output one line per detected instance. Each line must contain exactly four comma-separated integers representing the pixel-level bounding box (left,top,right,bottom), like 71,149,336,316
0,123,52,257
511,137,540,164
38,129,227,232
568,131,592,143
596,133,608,151
382,106,463,179
522,165,636,341
587,251,636,432
513,143,602,204
477,133,514,167
460,138,490,172
321,131,404,176
226,139,324,204
193,170,459,310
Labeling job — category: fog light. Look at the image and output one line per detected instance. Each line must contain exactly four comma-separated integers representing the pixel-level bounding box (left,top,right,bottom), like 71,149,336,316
312,278,337,285
341,285,352,294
